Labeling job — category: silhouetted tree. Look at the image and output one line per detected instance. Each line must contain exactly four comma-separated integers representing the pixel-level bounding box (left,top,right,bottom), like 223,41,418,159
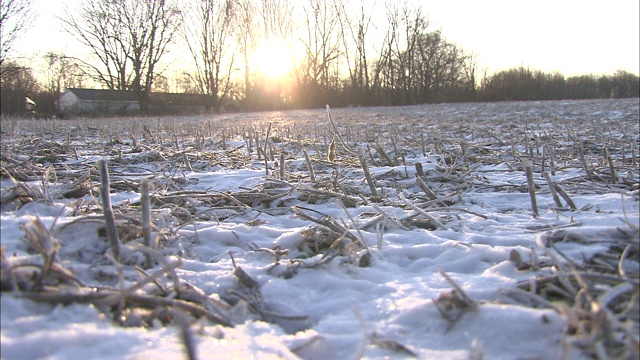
34,51,86,115
0,61,38,115
0,0,33,68
182,0,237,112
296,0,341,108
334,0,375,106
61,0,181,112
610,70,640,98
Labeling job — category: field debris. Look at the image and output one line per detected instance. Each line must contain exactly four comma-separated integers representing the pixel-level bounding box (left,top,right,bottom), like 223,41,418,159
1,99,639,359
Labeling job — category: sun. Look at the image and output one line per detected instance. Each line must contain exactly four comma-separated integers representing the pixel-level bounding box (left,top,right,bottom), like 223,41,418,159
252,37,295,81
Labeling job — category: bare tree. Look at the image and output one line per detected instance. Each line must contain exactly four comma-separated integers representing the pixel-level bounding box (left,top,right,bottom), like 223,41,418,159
42,51,85,114
395,4,428,104
459,50,478,100
235,0,257,103
0,0,34,83
174,71,198,93
0,0,33,67
335,0,375,105
0,60,38,114
152,73,170,92
122,0,181,111
372,1,399,104
60,0,181,111
371,1,474,105
60,1,129,90
183,0,237,112
260,0,293,40
297,0,341,107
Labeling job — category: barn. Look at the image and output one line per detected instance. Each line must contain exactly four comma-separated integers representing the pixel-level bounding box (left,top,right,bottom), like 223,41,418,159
58,88,214,116
59,88,140,116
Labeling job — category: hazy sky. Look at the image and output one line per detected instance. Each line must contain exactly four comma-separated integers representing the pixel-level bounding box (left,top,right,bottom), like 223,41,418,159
423,0,639,76
16,0,640,77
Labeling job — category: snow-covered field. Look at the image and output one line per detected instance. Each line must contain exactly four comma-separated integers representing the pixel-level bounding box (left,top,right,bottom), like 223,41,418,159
1,99,638,359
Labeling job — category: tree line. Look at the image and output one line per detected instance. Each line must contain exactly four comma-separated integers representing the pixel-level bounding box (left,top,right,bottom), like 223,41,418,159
1,0,638,116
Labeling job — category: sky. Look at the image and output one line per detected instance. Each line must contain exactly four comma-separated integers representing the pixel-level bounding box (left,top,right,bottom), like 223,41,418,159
421,0,640,76
14,0,640,78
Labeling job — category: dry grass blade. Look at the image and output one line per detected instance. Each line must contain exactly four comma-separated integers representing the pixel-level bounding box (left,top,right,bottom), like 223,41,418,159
439,270,476,307
399,193,448,230
292,206,359,242
368,203,410,231
20,216,59,260
24,288,232,326
95,258,184,307
433,270,477,331
228,252,308,324
19,217,60,289
338,200,369,254
512,220,640,359
326,105,356,155
370,332,418,357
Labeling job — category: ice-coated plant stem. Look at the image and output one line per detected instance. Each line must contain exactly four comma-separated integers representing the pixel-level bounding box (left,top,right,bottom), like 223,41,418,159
523,158,539,218
547,144,556,176
399,192,448,230
264,123,272,176
140,179,152,268
375,142,394,166
416,176,437,201
415,162,424,177
553,182,578,211
604,147,617,184
326,104,355,154
98,159,121,263
183,154,192,172
358,148,378,198
542,171,563,208
254,129,261,160
541,143,546,173
578,142,592,180
303,149,316,182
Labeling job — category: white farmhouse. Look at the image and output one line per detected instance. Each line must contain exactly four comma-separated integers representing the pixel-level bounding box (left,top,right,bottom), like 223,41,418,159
58,88,140,116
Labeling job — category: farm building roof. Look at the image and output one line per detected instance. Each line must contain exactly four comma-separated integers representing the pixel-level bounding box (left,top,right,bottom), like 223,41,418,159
65,88,139,102
64,88,211,106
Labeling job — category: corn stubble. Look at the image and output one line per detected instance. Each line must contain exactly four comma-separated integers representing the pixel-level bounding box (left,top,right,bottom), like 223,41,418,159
0,100,638,358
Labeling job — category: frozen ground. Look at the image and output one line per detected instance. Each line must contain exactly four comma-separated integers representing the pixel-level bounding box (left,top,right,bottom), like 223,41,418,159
1,99,638,359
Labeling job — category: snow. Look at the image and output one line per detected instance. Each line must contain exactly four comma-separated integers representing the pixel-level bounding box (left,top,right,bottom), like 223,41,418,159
1,99,639,359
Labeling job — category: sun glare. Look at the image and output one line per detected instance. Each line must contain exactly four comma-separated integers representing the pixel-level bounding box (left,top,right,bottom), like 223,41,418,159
252,38,295,81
